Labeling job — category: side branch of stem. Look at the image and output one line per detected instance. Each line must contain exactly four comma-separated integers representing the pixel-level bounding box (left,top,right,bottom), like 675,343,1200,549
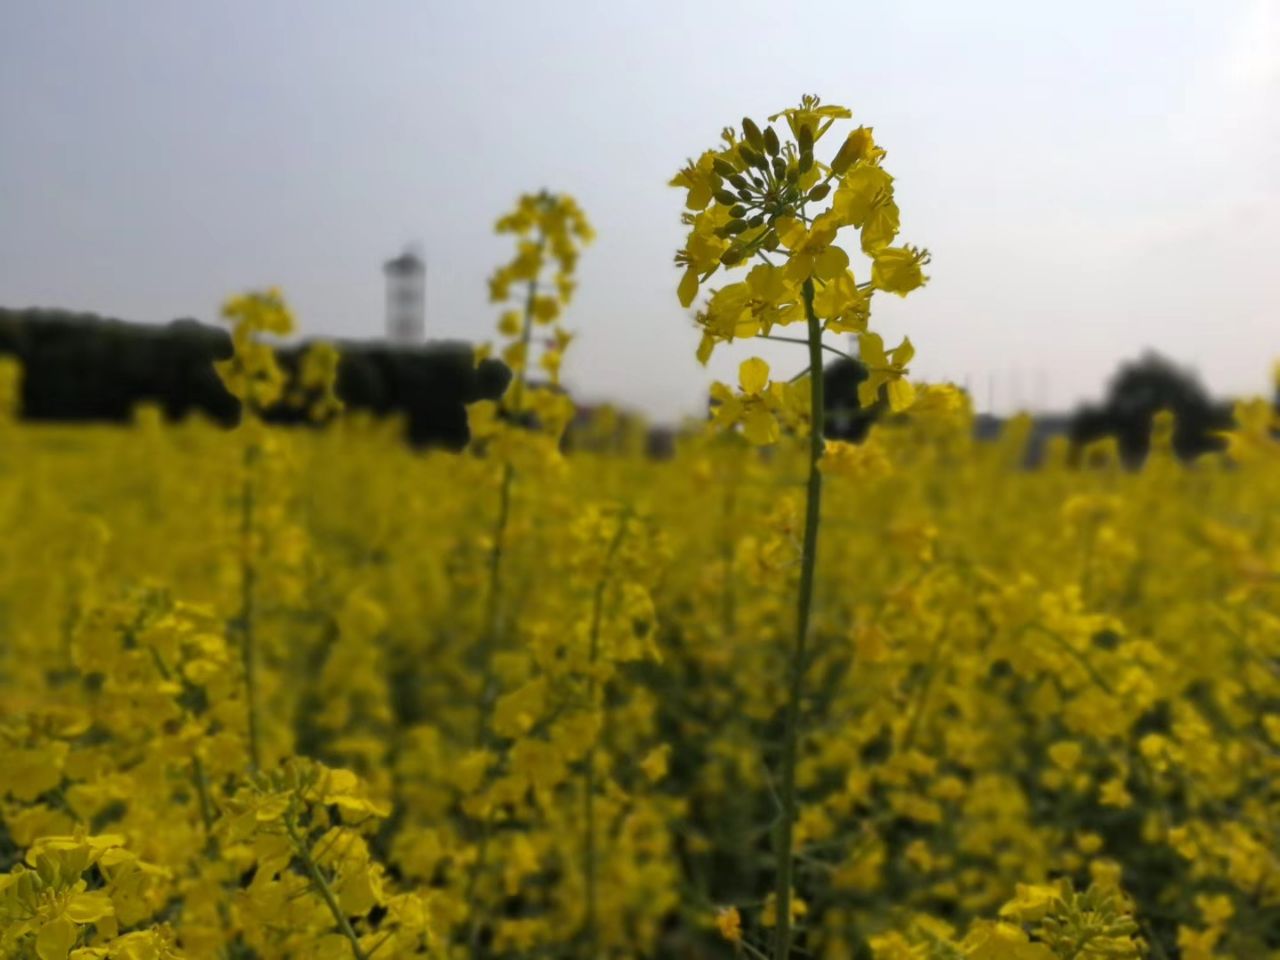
759,334,858,366
287,817,369,960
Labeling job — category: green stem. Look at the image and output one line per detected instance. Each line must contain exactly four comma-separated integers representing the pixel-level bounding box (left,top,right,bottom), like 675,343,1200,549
149,641,221,843
772,278,824,960
286,816,369,960
583,510,630,957
192,755,217,853
506,257,543,417
476,460,515,745
239,438,261,772
476,265,543,744
153,640,229,948
759,334,857,365
468,251,545,957
787,366,812,384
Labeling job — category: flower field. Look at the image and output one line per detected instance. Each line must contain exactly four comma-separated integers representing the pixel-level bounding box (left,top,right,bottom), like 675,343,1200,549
1,98,1278,960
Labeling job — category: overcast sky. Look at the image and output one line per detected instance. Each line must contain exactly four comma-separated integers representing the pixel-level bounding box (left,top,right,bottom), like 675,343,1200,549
2,1,1277,420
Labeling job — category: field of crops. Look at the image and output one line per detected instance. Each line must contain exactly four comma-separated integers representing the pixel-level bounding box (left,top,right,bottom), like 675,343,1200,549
1,99,1278,960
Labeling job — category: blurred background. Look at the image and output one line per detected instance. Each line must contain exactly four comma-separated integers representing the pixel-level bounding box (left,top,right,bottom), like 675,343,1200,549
1,0,1276,431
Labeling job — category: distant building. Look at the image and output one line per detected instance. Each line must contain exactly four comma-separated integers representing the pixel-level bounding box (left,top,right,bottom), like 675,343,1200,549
384,249,425,343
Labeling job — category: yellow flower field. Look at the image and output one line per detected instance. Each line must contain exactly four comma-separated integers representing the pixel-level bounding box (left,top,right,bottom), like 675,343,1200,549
1,98,1278,960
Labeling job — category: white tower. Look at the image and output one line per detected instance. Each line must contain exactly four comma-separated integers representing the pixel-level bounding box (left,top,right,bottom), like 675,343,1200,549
384,248,425,343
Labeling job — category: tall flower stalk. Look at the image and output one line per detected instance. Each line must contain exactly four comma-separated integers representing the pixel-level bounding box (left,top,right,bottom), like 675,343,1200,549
237,440,261,771
214,289,297,773
473,190,594,744
771,277,826,958
462,192,593,956
581,507,630,955
670,96,930,958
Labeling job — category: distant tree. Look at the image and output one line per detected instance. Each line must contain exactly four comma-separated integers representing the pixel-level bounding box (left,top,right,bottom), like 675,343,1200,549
0,307,509,449
822,357,881,442
1069,352,1233,466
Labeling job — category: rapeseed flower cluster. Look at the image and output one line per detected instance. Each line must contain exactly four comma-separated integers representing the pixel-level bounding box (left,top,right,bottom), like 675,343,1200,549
671,96,938,959
0,98,1277,960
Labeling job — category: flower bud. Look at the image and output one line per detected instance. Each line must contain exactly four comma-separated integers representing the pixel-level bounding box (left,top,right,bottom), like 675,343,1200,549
720,246,745,266
771,156,787,181
713,157,738,178
799,150,814,174
729,204,747,218
798,125,814,154
738,145,762,168
714,189,739,206
763,126,780,156
742,117,765,150
807,184,831,202
729,174,750,191
737,188,753,201
762,229,780,252
829,135,859,176
748,213,765,227
725,219,748,235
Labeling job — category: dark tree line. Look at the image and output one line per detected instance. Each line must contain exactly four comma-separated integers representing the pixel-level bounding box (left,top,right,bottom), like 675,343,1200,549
1067,352,1238,467
822,358,879,442
0,309,1265,462
823,350,1262,468
0,308,510,450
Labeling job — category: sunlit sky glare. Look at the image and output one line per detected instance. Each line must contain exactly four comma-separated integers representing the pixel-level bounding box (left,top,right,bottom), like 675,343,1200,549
2,1,1277,421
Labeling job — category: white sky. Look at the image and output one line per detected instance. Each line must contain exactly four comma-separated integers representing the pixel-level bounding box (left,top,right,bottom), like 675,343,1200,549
2,0,1277,420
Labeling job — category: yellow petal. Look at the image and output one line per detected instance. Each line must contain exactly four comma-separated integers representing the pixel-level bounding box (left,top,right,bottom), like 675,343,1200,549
741,406,780,445
64,891,114,924
695,332,715,366
857,332,887,366
739,358,770,396
254,794,291,822
783,253,813,285
338,866,383,916
871,247,926,295
36,916,76,960
858,375,883,408
809,211,842,245
886,378,916,412
860,199,900,253
814,245,850,282
891,336,915,367
640,745,670,782
677,268,700,308
774,216,806,249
